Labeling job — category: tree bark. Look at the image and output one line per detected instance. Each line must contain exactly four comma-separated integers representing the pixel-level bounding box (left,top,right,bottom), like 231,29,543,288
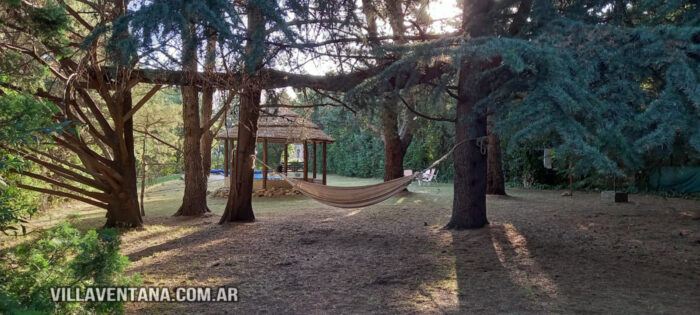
487,116,506,195
447,61,489,229
379,0,414,183
105,89,143,228
200,28,217,179
382,107,405,181
446,0,495,230
219,86,260,222
220,2,265,223
140,124,147,216
103,0,142,227
175,21,210,216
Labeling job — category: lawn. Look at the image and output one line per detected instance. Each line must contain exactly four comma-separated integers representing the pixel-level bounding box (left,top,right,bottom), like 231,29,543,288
2,174,699,314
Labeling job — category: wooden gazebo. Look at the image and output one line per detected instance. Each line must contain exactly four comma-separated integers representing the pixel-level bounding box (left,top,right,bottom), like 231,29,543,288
216,108,335,189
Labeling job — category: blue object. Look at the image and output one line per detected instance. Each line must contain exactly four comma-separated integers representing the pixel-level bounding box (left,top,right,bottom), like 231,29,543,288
210,169,227,175
254,173,282,180
210,169,280,179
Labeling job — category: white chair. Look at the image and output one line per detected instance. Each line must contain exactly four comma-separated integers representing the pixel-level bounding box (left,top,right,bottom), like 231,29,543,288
419,168,437,186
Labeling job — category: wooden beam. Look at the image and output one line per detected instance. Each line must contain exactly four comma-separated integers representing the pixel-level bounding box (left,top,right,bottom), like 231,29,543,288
224,139,229,178
83,65,386,92
313,141,317,179
322,142,327,185
263,138,268,190
303,141,308,181
283,142,288,175
230,140,236,183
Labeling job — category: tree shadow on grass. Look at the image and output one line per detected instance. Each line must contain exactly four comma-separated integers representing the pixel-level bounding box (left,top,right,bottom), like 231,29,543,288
450,223,565,314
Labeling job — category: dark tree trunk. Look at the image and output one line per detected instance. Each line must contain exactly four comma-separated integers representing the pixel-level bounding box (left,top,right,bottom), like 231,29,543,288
486,133,506,195
105,90,143,228
175,22,210,216
200,28,217,179
219,2,264,223
380,0,411,183
446,0,495,230
219,86,260,222
382,108,405,181
487,117,506,195
447,61,489,229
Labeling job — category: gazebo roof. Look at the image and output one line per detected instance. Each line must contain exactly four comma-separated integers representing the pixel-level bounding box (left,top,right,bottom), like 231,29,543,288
215,107,335,143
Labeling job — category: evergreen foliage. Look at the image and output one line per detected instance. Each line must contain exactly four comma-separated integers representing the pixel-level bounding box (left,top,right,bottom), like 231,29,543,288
0,224,140,314
347,0,699,184
0,93,64,234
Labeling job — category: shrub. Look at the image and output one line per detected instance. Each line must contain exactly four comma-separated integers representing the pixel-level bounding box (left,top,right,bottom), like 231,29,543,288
0,224,141,314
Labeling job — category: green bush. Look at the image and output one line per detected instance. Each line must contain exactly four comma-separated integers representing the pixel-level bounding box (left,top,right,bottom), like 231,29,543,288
0,185,39,235
0,224,141,314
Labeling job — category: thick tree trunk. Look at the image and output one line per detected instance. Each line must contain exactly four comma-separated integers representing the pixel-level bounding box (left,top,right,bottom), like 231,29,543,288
380,0,411,183
446,0,496,230
105,90,143,228
175,22,210,216
447,60,489,229
382,108,405,181
219,2,264,223
219,86,260,222
487,117,506,195
105,188,142,228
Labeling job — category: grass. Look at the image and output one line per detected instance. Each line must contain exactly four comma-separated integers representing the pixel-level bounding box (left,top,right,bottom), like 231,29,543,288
137,174,451,217
137,174,182,190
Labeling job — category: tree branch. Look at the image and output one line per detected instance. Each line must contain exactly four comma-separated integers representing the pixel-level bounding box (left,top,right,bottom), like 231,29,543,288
15,183,108,209
202,91,236,132
124,84,162,121
134,129,182,153
12,170,110,202
398,94,455,122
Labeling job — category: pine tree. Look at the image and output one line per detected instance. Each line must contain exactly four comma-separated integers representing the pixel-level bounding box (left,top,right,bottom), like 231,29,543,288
0,0,164,227
348,0,698,228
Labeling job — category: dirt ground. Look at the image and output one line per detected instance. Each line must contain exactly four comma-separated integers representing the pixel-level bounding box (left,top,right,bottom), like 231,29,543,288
110,184,700,314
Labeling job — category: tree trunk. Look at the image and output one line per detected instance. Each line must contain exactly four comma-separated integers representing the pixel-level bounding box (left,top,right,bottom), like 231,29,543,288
447,60,489,229
105,90,143,228
175,22,210,216
140,125,147,216
487,116,506,195
200,28,217,179
219,86,260,222
382,107,405,181
446,0,495,229
219,2,264,223
380,0,411,183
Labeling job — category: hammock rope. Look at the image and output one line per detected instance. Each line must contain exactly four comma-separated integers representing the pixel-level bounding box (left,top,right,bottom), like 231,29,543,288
252,139,469,208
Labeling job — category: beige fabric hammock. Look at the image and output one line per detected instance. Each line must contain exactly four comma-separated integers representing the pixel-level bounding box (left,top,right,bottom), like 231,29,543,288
279,173,417,208
256,140,466,208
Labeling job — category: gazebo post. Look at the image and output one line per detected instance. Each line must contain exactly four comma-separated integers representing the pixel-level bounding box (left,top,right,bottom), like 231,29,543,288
322,141,327,185
230,140,236,185
224,139,229,178
303,140,309,181
263,138,268,189
313,141,317,180
283,142,288,175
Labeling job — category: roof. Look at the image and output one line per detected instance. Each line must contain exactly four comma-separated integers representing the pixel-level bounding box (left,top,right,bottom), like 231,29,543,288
215,107,335,143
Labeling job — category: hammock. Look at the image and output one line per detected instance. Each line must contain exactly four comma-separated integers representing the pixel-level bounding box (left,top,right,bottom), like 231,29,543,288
254,140,467,208
279,172,416,208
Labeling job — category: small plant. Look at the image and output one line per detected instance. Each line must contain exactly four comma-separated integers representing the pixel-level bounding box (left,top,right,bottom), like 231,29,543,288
0,223,141,314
